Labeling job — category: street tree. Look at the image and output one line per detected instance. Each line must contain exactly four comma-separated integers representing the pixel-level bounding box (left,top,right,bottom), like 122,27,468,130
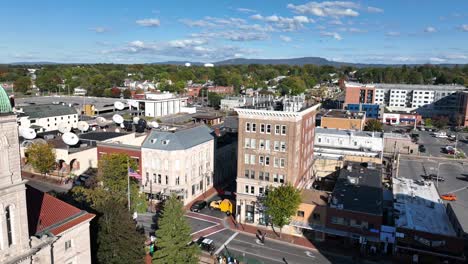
278,76,306,96
13,76,31,94
364,119,383,132
154,194,200,264
424,118,433,127
264,184,301,237
433,116,449,129
25,143,56,175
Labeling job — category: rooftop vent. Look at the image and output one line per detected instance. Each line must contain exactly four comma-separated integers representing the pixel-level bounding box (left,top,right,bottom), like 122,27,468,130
150,139,157,144
162,140,170,145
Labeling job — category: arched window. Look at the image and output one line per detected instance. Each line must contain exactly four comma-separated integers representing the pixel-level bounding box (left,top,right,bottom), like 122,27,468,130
5,206,13,246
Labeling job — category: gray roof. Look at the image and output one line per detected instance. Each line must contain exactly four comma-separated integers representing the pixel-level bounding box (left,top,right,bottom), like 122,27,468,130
375,83,466,91
315,127,383,138
142,125,214,151
331,162,383,215
20,104,77,119
79,132,127,142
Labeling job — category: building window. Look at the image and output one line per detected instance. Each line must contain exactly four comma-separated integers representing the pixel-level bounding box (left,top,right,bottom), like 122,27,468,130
245,169,250,178
274,141,280,151
245,185,249,193
259,140,265,149
281,125,287,135
252,123,256,132
244,138,250,148
6,206,13,246
246,122,251,132
250,186,255,194
259,171,264,180
260,124,265,133
265,140,270,151
275,125,280,134
279,174,284,184
244,154,250,164
264,172,270,181
274,158,279,168
250,138,256,149
312,213,320,221
192,185,196,195
165,175,168,185
250,155,256,164
259,156,264,165
259,187,264,194
297,211,305,217
65,240,72,251
280,142,286,152
153,173,156,183
176,177,180,185
265,156,270,166
280,158,285,168
318,137,321,143
250,170,255,179
266,124,271,134
158,174,161,184
273,174,278,183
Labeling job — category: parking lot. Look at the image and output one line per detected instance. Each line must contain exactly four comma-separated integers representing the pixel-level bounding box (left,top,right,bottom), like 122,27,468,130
398,157,468,206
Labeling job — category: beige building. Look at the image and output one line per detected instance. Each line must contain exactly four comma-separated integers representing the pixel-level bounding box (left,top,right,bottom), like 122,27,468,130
320,109,366,131
235,103,320,225
383,133,418,154
0,86,95,264
141,125,214,205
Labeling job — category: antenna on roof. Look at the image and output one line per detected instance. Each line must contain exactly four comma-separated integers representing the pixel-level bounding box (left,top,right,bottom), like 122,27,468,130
114,101,125,111
112,114,124,124
58,122,72,134
19,127,36,140
96,116,107,127
62,132,79,145
77,121,89,133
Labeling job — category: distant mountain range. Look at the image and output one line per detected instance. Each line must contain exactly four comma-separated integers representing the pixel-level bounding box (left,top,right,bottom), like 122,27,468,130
6,57,466,67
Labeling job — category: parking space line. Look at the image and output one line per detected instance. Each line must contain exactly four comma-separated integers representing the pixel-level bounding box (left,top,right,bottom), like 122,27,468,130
214,232,238,255
190,223,220,236
203,227,227,238
186,211,224,222
445,186,468,194
185,215,220,224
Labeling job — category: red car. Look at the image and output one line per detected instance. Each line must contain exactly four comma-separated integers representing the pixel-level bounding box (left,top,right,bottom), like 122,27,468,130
441,194,457,201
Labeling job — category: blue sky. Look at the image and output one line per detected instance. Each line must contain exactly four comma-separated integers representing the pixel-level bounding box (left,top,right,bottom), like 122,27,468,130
1,0,467,64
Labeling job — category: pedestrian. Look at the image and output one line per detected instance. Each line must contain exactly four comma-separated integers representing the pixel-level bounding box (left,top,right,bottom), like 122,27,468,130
261,233,266,244
282,257,288,264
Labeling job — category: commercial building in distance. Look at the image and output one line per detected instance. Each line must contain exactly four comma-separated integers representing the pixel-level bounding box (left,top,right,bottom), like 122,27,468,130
16,104,79,132
220,95,274,112
235,101,320,225
320,109,366,131
141,125,214,205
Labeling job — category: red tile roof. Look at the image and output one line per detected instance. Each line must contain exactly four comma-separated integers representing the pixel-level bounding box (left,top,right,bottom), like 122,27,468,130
26,186,95,236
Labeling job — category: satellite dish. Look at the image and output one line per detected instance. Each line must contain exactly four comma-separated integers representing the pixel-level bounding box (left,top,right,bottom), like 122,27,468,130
96,117,107,127
185,62,191,67
120,123,125,128
62,132,79,145
150,121,159,128
19,127,37,139
133,117,140,124
77,121,89,132
112,114,124,124
58,122,72,133
114,101,125,110
115,128,120,133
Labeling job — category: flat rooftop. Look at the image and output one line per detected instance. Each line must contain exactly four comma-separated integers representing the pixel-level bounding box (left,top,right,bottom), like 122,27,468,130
315,127,383,138
79,132,128,142
393,177,456,236
383,132,411,140
375,83,466,91
16,96,124,112
330,162,383,215
323,109,365,119
301,189,329,206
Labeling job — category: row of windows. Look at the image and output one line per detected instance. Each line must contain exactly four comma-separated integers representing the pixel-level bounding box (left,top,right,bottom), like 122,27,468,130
296,210,321,221
244,184,265,195
330,216,375,229
244,170,285,182
246,123,287,135
244,138,287,152
46,115,77,122
146,173,185,185
244,154,286,167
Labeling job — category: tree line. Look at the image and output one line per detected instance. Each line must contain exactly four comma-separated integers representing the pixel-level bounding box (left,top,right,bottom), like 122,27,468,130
1,64,467,97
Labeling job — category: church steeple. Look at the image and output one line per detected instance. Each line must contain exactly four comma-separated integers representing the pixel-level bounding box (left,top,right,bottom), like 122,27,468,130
0,85,12,113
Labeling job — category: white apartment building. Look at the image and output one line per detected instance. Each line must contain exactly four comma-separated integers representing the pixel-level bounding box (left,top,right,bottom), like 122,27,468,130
141,125,214,205
314,128,384,159
15,104,79,133
128,96,188,118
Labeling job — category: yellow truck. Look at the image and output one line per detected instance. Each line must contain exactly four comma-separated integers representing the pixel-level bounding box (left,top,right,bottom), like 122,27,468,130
209,199,233,215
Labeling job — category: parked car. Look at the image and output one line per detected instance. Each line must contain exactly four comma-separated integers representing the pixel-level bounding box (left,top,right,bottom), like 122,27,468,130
192,237,215,253
441,194,457,201
445,146,456,155
422,174,445,182
418,145,426,153
209,199,233,215
190,200,207,212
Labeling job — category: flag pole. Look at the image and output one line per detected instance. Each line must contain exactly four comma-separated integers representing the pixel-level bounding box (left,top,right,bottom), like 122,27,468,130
127,157,131,212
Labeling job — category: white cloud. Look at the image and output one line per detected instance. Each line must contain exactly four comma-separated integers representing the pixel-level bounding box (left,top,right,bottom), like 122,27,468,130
386,31,400,37
287,1,360,17
179,19,216,28
250,14,264,20
321,31,343,40
237,8,256,13
429,57,446,63
280,35,292,42
367,6,383,13
424,26,436,33
347,27,367,33
460,24,468,32
136,18,161,27
168,39,207,48
90,27,110,33
250,14,314,31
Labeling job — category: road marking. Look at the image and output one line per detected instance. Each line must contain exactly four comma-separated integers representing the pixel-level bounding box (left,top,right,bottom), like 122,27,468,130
305,251,316,258
445,185,468,194
190,223,220,236
224,246,291,263
232,238,319,257
215,232,239,255
185,215,219,224
186,211,223,222
203,227,227,239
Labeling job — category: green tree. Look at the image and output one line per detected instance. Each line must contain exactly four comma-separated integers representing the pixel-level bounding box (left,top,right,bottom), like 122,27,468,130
154,195,200,264
364,119,383,132
96,199,146,264
424,118,433,127
264,184,301,237
123,89,132,99
207,92,223,108
25,143,56,175
278,77,306,95
13,76,31,93
433,116,449,129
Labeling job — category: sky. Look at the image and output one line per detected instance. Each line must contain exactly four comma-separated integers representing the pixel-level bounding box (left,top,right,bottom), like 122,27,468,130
1,0,468,64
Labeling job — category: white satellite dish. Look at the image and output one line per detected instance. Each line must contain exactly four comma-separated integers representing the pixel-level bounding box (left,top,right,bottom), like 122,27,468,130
150,121,159,128
115,128,120,133
96,117,107,126
133,117,140,124
77,121,89,132
19,127,37,140
62,132,79,145
185,62,191,67
114,101,125,110
58,122,72,133
113,114,124,124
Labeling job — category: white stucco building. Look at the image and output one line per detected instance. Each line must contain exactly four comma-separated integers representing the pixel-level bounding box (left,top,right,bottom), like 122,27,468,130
15,104,79,133
128,96,188,118
141,125,214,205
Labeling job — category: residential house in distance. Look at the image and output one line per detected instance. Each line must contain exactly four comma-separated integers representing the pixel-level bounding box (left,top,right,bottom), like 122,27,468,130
207,85,234,95
16,104,79,133
320,109,366,131
235,101,320,225
141,125,214,205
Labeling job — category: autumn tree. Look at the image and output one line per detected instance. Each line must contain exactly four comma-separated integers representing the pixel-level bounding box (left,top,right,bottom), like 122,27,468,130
364,119,383,132
13,76,31,93
25,143,56,175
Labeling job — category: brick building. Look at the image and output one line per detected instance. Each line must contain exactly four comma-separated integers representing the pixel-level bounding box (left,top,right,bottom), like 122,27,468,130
320,109,366,131
207,85,234,95
235,102,320,225
97,142,143,173
343,82,376,106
